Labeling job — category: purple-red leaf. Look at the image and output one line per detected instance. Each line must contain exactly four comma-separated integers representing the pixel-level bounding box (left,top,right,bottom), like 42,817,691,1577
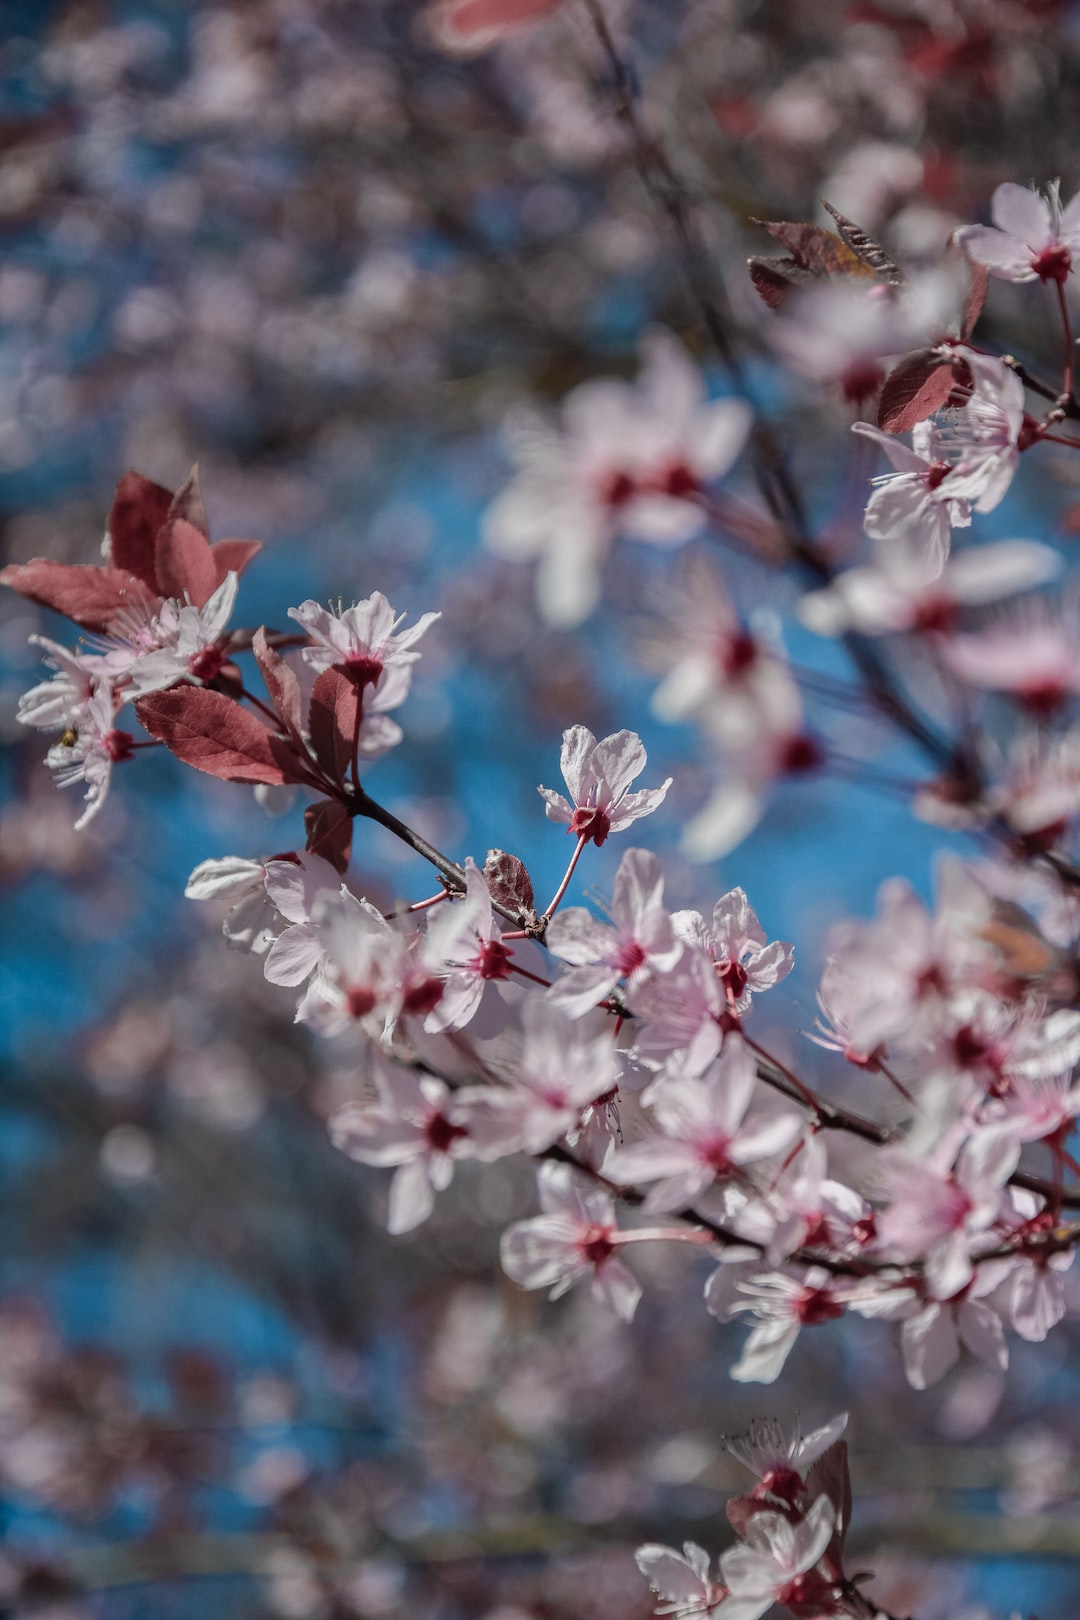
806,1439,852,1557
305,799,353,873
107,471,173,590
210,537,262,586
0,559,157,633
748,218,876,310
821,200,904,285
136,687,303,784
484,847,537,923
155,517,218,607
877,348,958,433
961,261,990,340
309,667,361,786
167,466,209,538
252,627,304,741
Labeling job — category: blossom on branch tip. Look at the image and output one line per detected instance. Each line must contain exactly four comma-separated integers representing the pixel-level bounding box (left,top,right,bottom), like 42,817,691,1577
539,725,671,847
288,592,440,691
955,181,1080,285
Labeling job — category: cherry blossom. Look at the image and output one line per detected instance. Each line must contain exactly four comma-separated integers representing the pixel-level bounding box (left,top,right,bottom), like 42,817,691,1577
496,997,620,1155
123,571,239,696
609,1037,802,1213
16,636,111,731
287,592,440,691
956,181,1080,285
798,540,1060,639
672,888,794,1017
635,1541,729,1619
940,595,1080,714
852,418,972,578
44,684,132,830
877,1133,1019,1299
329,1060,483,1234
421,857,515,1032
500,1161,642,1321
723,1413,848,1507
717,1492,837,1620
729,1267,846,1384
544,846,681,1018
538,725,671,848
484,331,751,626
935,353,1027,514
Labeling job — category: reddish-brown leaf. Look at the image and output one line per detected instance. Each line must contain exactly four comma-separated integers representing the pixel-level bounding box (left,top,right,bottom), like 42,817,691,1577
305,799,353,873
309,667,361,787
747,257,819,310
210,538,262,587
806,1439,852,1557
252,627,304,741
167,466,209,537
877,348,958,433
0,559,156,632
484,848,537,923
107,471,173,590
136,687,303,784
753,219,872,278
961,260,990,340
821,200,905,285
155,517,218,607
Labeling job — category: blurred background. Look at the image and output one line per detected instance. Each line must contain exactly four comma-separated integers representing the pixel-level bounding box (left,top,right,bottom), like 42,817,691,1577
3,1,1080,1615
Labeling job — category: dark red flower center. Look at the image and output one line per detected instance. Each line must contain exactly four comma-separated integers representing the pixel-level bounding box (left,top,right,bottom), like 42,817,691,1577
477,938,513,980
106,728,135,763
568,805,612,846
580,1225,614,1265
189,644,227,682
1033,245,1072,285
345,653,384,689
425,1112,468,1154
402,977,445,1016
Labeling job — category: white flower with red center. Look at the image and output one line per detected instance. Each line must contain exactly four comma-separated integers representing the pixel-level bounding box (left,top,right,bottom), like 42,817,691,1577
503,997,621,1154
609,1036,802,1212
484,331,751,627
259,854,348,987
44,683,133,829
935,353,1027,514
288,592,440,692
631,943,726,1077
729,1267,846,1384
724,1413,848,1510
852,418,972,579
716,1494,837,1620
889,1268,1009,1390
544,847,681,1018
329,1059,482,1234
673,888,793,1017
799,540,1061,639
635,1541,729,1620
293,889,405,1036
420,857,514,1032
17,636,112,731
877,1131,1019,1299
500,1160,642,1321
956,181,1080,285
940,596,1080,715
124,572,239,696
538,725,671,848
647,559,786,742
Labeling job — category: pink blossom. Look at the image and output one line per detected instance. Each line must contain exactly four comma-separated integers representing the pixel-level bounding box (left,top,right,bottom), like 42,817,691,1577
609,1037,802,1213
799,540,1060,639
292,889,403,1036
941,595,1080,714
852,419,971,579
329,1059,482,1234
44,684,132,830
717,1493,836,1620
501,997,620,1154
500,1161,642,1321
673,887,794,1016
724,1413,848,1506
729,1268,846,1384
544,847,681,1018
484,332,751,626
288,592,439,691
538,725,671,847
635,1541,728,1620
898,1272,1009,1390
956,181,1080,285
877,1132,1019,1299
123,571,239,695
935,353,1026,514
421,857,515,1032
260,854,348,988
17,636,111,731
